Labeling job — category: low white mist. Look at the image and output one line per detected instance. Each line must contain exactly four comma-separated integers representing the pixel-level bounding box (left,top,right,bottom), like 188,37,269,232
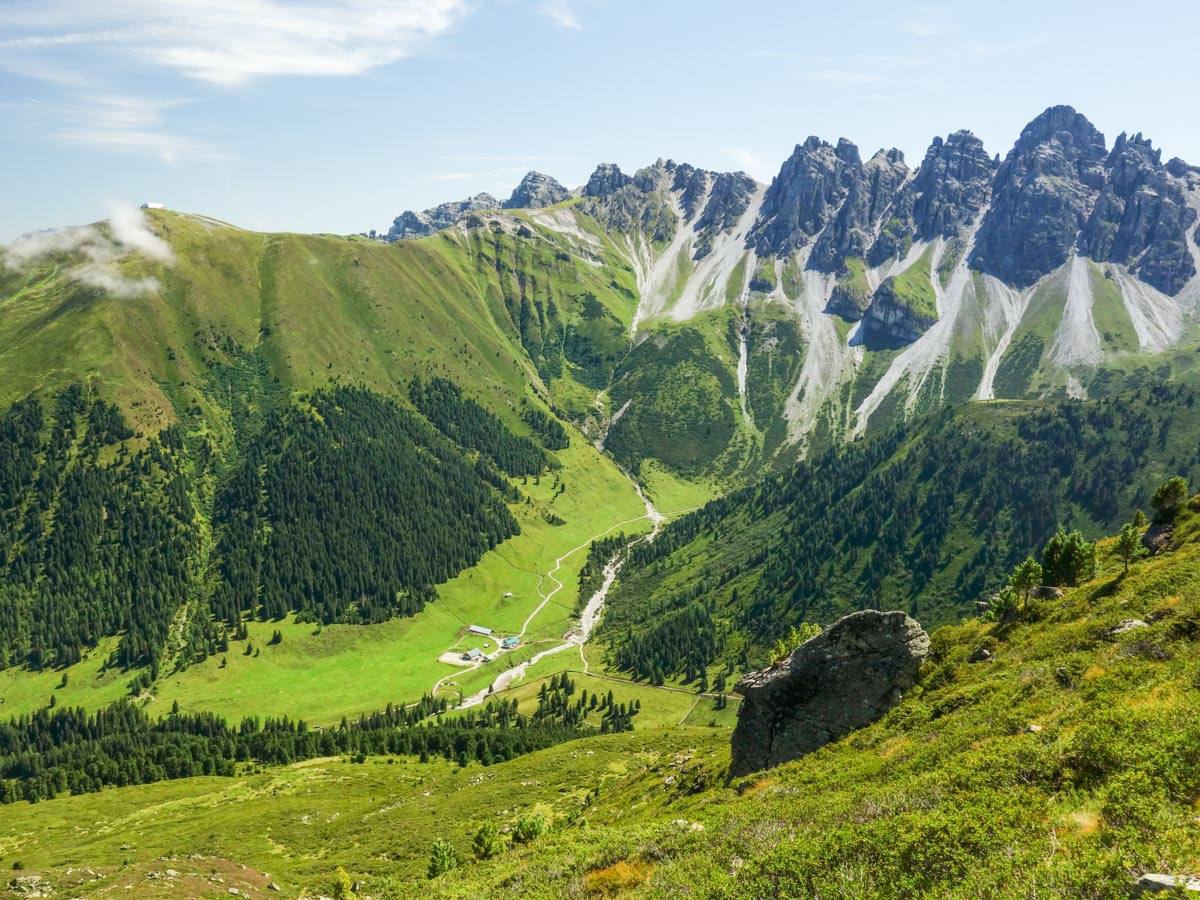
1,205,175,297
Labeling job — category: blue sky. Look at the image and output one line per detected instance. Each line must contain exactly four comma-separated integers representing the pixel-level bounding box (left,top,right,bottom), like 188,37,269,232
1,0,1196,241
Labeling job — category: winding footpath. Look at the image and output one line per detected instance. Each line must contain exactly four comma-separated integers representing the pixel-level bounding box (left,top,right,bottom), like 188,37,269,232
451,477,666,709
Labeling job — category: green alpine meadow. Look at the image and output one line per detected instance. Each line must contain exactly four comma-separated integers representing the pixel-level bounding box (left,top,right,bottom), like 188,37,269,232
4,2,1200,897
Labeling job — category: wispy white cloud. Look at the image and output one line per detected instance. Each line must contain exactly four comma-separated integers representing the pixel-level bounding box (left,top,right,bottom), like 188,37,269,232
0,0,473,86
540,0,582,30
722,147,773,182
29,94,227,162
3,205,174,297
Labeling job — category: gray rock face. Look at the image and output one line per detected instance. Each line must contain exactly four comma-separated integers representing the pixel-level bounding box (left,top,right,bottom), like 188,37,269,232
729,610,930,779
811,148,910,272
970,105,1108,287
584,163,633,197
911,131,997,241
580,160,676,243
749,136,863,257
693,170,758,260
1078,133,1197,294
503,171,571,210
868,130,997,267
386,193,498,241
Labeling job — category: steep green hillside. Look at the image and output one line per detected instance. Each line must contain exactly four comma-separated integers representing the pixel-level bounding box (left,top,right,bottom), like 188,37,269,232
598,384,1200,682
0,211,673,719
4,500,1199,898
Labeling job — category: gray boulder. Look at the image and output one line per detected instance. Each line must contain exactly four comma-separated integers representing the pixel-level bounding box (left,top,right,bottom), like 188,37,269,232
729,610,929,779
1132,873,1200,894
1107,618,1149,637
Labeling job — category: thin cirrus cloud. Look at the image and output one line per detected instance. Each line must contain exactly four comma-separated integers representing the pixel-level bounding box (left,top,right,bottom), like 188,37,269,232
50,95,227,163
0,1,475,163
0,0,474,86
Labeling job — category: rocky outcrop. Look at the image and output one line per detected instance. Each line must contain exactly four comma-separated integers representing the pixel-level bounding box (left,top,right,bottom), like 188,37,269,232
386,193,498,241
503,171,571,210
826,276,873,320
861,271,939,345
584,163,633,197
970,105,1108,287
749,136,863,257
1078,133,1197,294
811,148,910,272
729,610,929,779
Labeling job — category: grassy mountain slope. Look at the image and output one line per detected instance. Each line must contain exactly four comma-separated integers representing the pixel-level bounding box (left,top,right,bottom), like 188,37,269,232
4,501,1200,898
0,212,671,719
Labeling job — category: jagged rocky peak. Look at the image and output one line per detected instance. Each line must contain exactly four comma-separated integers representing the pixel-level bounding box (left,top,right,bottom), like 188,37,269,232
910,130,996,239
584,162,633,197
866,129,996,267
579,156,758,251
811,147,909,273
662,160,711,219
1079,132,1197,294
386,192,499,241
749,135,864,257
969,105,1109,287
503,171,571,210
580,160,677,242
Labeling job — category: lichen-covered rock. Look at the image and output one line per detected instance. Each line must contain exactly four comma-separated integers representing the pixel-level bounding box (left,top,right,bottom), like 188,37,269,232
503,171,571,210
729,610,929,779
